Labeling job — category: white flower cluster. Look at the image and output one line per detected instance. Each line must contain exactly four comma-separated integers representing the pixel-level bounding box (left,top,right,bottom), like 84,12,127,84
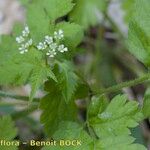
37,29,68,58
16,26,33,54
16,27,68,57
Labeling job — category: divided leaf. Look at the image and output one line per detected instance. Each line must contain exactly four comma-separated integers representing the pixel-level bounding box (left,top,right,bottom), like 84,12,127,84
122,0,135,23
143,87,150,118
40,80,77,136
95,135,146,150
127,0,150,66
69,0,107,29
0,35,56,101
41,0,74,22
0,116,18,150
42,121,94,150
30,65,57,102
0,35,41,85
23,0,74,43
42,121,146,150
26,2,52,44
40,61,79,134
56,61,78,103
0,0,83,102
88,95,143,138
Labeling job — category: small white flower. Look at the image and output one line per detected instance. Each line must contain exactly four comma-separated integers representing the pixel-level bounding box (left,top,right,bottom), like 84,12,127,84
20,44,25,49
54,29,64,40
28,39,33,45
20,51,25,54
16,26,32,54
19,47,24,51
58,29,63,35
46,49,57,57
34,29,68,57
37,42,47,50
25,39,33,48
63,47,68,52
45,36,53,45
58,44,68,53
22,26,30,37
16,36,24,43
25,26,29,32
24,43,29,48
19,44,28,54
49,43,57,50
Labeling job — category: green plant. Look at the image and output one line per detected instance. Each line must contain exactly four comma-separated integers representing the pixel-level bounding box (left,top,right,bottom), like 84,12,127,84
0,0,149,149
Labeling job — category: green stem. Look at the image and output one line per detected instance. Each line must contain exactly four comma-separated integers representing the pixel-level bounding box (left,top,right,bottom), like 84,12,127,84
0,101,39,107
96,74,150,95
0,102,26,106
0,90,39,102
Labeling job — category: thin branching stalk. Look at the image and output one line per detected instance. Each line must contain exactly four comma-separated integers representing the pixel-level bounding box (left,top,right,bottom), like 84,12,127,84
0,90,40,102
96,73,150,95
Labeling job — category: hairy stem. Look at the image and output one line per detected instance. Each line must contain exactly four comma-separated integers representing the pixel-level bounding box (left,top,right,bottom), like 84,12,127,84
0,90,39,102
96,73,150,95
0,101,38,106
0,74,150,103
